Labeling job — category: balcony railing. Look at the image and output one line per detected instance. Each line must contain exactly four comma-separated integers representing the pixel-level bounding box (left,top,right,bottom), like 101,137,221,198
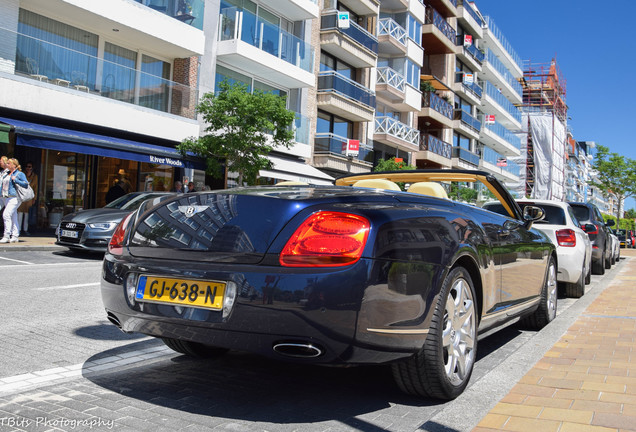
318,71,376,108
374,116,420,146
453,146,480,166
454,72,483,98
378,18,407,47
6,27,196,119
377,67,405,93
482,119,521,150
483,16,523,71
482,146,520,176
485,49,522,97
420,133,452,159
135,0,205,30
454,110,481,132
220,7,314,73
483,81,522,124
425,7,456,44
314,132,373,162
455,37,485,64
459,0,484,26
321,11,378,54
422,92,454,120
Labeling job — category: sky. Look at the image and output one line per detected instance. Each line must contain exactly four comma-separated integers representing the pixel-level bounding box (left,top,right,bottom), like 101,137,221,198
476,0,636,211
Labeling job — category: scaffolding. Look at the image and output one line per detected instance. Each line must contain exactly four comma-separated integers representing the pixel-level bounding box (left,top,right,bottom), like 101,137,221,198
519,58,568,199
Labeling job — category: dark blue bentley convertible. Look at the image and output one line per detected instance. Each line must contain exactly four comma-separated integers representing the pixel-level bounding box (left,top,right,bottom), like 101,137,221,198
101,170,556,400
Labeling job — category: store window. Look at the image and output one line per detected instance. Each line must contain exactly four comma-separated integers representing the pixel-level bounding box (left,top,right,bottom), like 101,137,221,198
95,158,138,208
43,151,88,228
139,162,175,193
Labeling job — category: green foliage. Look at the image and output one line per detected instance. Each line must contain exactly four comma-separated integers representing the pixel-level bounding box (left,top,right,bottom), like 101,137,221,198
374,157,416,191
421,80,436,92
590,144,636,224
448,182,478,203
178,80,296,186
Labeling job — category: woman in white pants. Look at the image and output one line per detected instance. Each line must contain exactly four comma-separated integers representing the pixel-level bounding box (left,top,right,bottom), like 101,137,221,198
1,158,29,243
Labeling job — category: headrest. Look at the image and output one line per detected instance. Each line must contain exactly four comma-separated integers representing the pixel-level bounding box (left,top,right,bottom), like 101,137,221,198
408,182,448,199
352,179,401,191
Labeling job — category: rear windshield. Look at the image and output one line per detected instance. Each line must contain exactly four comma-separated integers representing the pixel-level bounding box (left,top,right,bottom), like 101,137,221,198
570,205,590,223
533,205,565,225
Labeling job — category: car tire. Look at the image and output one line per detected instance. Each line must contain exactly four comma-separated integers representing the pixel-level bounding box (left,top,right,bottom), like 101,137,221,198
593,251,605,275
605,247,612,269
391,266,477,400
585,260,591,285
521,256,557,329
565,264,585,298
161,338,228,358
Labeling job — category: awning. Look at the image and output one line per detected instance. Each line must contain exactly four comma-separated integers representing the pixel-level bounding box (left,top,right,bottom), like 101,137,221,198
0,116,204,169
260,155,334,185
420,74,451,91
0,123,10,144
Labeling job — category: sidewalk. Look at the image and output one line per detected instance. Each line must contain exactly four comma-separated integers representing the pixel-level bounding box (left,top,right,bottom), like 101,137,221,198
0,233,63,252
474,248,636,432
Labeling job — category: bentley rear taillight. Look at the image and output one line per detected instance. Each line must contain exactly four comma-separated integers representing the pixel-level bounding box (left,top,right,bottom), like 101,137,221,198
108,213,134,256
556,229,576,247
279,211,370,267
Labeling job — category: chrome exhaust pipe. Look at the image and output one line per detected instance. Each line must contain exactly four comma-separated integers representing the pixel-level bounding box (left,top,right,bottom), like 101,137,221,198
107,312,122,329
273,342,323,358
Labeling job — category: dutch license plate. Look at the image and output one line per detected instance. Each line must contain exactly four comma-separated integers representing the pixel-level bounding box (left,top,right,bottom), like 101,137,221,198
135,276,225,310
61,230,78,238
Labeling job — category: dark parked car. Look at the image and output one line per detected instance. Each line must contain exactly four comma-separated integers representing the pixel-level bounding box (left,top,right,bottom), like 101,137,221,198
101,170,557,400
56,192,175,252
616,229,627,248
568,202,614,275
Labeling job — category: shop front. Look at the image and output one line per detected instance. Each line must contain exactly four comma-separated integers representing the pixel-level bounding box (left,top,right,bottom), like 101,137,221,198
0,116,204,231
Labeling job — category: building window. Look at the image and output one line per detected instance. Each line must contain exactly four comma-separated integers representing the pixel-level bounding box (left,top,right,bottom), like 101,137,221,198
215,65,288,100
317,110,352,138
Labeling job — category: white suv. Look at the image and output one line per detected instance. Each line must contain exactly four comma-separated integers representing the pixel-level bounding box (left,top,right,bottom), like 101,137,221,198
517,200,592,298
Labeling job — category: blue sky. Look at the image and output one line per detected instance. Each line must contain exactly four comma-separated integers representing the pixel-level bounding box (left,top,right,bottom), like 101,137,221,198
476,0,636,211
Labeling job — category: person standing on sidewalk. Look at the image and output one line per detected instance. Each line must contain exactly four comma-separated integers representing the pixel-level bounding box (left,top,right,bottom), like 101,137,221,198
0,156,9,215
1,158,29,243
16,161,37,236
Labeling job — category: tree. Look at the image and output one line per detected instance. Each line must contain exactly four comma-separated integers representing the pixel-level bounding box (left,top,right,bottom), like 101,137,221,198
178,80,296,186
590,144,636,226
374,157,416,190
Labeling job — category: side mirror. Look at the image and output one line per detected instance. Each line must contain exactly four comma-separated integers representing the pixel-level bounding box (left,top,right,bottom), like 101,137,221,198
523,205,544,222
582,223,597,233
606,219,615,227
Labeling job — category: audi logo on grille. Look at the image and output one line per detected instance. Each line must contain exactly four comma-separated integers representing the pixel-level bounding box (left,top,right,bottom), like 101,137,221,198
66,223,77,229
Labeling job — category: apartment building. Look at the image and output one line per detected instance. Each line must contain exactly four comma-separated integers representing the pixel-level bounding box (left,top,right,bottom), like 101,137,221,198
0,0,207,229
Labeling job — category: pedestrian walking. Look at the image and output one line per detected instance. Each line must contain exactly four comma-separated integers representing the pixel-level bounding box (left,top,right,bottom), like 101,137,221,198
16,161,38,236
1,158,29,243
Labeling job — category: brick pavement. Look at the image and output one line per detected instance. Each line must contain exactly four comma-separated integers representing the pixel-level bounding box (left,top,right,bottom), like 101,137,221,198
474,249,636,432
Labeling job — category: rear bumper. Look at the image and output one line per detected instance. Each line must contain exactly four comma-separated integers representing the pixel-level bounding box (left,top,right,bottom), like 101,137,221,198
100,254,440,365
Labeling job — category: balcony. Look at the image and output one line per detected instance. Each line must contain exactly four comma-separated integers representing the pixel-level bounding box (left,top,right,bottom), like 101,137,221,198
377,68,422,111
135,0,206,29
415,133,452,168
320,11,378,69
482,81,522,129
483,16,523,77
420,91,454,129
421,6,457,54
373,116,420,152
317,71,376,122
218,7,315,88
455,36,484,72
482,49,522,104
453,72,482,105
480,146,520,182
452,146,480,167
378,18,407,56
457,0,484,37
313,132,373,173
333,0,380,17
453,110,481,139
426,0,458,17
480,119,521,156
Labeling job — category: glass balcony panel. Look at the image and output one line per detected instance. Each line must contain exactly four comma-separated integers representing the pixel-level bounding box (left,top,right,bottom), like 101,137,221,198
485,49,522,98
420,133,452,159
10,28,196,119
135,0,205,30
321,12,378,53
314,132,372,161
454,110,481,132
220,7,314,73
425,7,456,44
452,146,479,165
482,119,521,150
293,112,310,145
460,0,483,25
318,71,375,108
454,72,483,98
483,81,522,124
484,16,523,71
